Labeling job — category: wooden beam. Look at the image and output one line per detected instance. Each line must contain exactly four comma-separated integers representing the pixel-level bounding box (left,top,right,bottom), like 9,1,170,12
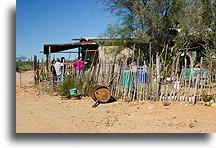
58,52,79,53
72,39,82,40
84,50,98,52
46,46,51,72
56,50,99,53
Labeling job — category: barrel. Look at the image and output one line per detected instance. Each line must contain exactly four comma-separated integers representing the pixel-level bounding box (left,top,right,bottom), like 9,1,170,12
90,85,111,103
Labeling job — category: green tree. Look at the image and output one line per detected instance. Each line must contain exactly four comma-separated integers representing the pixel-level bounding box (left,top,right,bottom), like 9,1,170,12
99,0,187,53
99,0,215,63
16,55,34,71
16,55,27,62
175,0,215,48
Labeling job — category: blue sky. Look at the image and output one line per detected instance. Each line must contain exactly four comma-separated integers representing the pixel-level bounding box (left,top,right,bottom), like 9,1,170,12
16,0,117,60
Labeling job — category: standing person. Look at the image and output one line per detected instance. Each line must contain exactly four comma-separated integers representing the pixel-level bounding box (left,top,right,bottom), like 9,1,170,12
72,57,84,78
130,61,138,72
61,57,66,81
50,60,57,81
140,61,149,83
61,57,66,75
129,61,138,88
84,57,91,71
54,58,64,83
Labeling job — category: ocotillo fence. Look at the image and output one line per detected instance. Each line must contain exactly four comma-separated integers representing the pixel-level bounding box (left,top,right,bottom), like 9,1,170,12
34,53,215,103
93,54,215,103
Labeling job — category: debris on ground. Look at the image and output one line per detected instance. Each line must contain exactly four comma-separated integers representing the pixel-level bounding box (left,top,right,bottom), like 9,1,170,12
147,107,155,110
210,100,214,105
205,102,211,106
163,101,170,106
211,103,216,107
35,92,40,96
172,116,176,119
165,106,170,109
52,92,58,96
197,101,204,105
189,123,195,128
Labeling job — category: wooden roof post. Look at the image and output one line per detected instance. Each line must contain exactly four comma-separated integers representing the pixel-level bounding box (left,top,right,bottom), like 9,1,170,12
78,47,81,58
46,46,51,72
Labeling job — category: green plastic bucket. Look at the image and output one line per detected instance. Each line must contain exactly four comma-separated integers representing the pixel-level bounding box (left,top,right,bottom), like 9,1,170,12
70,88,77,95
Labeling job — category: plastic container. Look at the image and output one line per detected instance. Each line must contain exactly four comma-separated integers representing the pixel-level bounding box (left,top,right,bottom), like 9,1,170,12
70,88,77,95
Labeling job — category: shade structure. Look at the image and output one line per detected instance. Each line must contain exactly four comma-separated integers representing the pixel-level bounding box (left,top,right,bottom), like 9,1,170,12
43,42,98,54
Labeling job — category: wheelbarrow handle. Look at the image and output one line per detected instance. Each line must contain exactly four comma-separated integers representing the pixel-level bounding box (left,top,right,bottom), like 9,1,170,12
92,100,100,108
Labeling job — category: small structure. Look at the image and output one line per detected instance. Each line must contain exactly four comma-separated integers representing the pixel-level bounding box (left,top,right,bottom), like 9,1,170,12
39,37,215,104
43,37,134,72
43,39,99,71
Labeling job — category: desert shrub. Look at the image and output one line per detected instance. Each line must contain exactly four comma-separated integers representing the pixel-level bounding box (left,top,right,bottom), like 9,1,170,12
17,66,26,71
80,72,95,96
16,56,34,71
56,72,94,96
56,78,75,95
201,91,213,102
204,95,213,102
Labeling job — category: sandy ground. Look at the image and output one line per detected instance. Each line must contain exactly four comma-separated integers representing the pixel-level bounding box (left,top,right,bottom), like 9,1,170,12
16,71,216,133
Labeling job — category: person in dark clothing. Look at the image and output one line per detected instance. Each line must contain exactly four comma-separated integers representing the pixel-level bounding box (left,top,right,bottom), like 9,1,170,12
84,58,92,71
50,60,57,81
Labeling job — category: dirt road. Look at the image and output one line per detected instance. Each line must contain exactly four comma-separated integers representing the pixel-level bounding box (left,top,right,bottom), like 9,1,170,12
16,71,216,133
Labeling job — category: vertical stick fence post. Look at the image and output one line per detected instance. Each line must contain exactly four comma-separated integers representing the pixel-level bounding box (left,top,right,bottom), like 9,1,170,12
199,57,203,101
193,74,200,104
34,55,37,86
156,53,161,101
37,59,40,85
149,42,152,99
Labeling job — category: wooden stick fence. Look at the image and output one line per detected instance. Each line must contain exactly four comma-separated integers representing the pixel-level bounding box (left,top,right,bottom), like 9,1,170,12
93,52,215,103
33,50,215,104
